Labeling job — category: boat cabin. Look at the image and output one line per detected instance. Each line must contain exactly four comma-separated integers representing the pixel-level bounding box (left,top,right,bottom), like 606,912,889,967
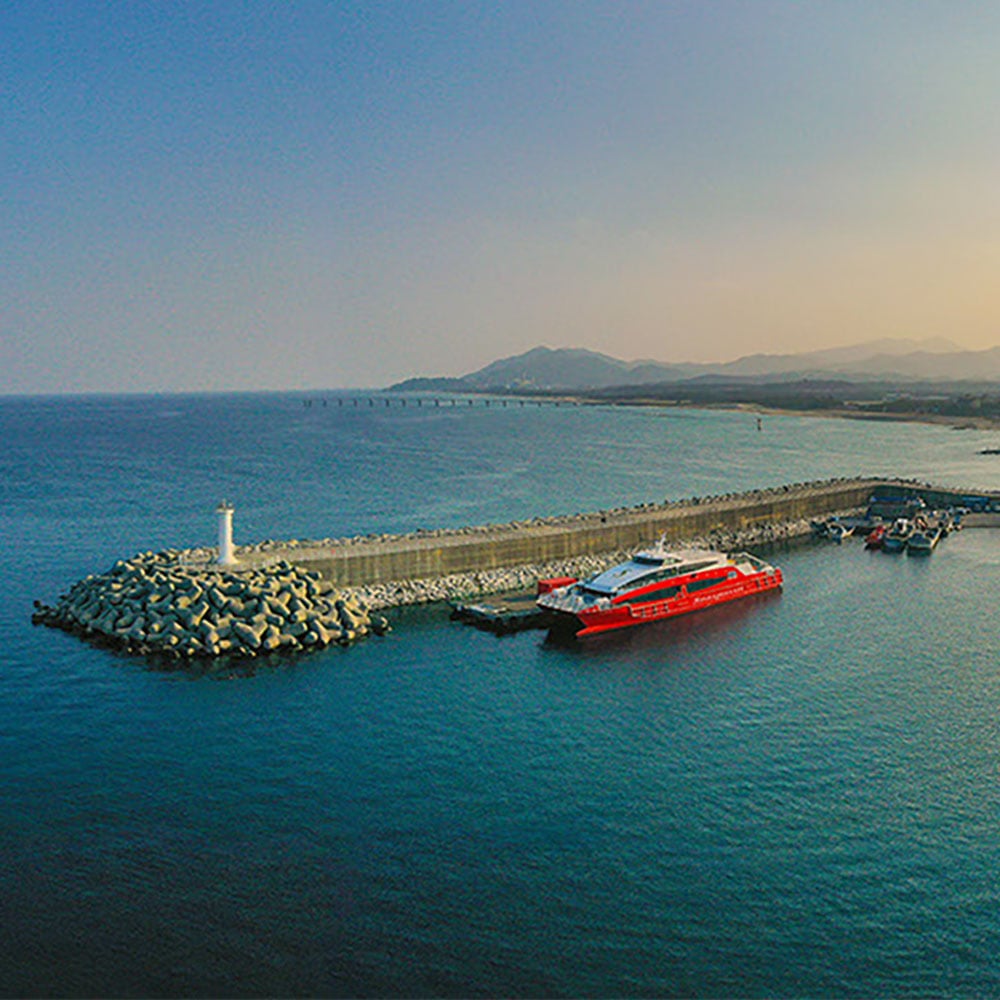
580,550,725,597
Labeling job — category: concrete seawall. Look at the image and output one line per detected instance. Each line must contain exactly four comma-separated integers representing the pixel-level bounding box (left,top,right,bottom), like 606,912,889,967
36,476,1000,655
264,477,899,588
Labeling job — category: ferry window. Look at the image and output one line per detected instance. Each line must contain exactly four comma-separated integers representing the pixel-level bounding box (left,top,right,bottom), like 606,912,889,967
679,561,717,576
633,585,681,604
686,577,725,593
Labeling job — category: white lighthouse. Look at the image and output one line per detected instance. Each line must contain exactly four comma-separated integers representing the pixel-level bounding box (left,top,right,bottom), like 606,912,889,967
216,500,236,566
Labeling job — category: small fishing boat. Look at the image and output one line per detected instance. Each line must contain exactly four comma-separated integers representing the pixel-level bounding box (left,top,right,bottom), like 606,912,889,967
881,518,915,553
930,511,954,536
810,519,830,538
827,520,854,543
907,526,942,555
537,539,782,638
865,524,887,549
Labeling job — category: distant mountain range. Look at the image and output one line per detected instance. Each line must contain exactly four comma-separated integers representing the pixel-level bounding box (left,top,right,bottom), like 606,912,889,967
391,338,1000,392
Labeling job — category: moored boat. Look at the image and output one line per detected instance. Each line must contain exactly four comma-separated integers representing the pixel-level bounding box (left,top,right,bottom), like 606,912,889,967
827,520,854,543
810,519,830,538
930,510,954,536
881,518,914,553
865,524,887,549
537,540,782,638
907,526,942,555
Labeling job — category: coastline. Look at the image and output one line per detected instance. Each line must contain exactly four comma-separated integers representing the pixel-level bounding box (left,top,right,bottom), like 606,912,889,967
536,393,1000,431
735,402,1000,431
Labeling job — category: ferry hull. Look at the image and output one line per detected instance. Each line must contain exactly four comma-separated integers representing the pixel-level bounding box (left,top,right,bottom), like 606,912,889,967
551,568,783,638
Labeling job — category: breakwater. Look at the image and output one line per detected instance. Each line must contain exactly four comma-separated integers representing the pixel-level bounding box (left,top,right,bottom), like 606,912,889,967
351,511,814,610
253,477,888,589
32,553,390,662
34,476,997,656
240,476,997,609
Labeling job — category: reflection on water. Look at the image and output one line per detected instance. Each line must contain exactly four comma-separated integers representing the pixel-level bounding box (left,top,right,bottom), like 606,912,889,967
3,395,1000,997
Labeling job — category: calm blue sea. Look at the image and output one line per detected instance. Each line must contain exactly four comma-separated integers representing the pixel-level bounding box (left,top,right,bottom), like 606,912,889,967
4,393,1000,998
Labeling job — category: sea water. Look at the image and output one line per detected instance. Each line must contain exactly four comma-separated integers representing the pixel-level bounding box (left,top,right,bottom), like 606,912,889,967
3,393,1000,997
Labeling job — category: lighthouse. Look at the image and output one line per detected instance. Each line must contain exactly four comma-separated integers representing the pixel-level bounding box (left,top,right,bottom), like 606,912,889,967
216,500,236,566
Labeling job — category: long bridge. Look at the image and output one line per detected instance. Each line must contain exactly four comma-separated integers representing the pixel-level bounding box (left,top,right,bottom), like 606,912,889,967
303,395,572,409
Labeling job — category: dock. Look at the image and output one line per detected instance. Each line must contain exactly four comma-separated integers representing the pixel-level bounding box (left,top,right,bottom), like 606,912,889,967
450,591,551,634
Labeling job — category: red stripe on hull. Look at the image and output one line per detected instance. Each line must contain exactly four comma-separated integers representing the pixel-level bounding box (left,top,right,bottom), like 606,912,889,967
563,569,783,638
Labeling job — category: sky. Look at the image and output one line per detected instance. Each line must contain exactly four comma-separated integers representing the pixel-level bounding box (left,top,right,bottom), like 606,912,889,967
3,0,1000,393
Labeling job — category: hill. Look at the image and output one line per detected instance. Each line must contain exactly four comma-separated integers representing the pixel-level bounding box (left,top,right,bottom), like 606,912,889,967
390,338,1000,392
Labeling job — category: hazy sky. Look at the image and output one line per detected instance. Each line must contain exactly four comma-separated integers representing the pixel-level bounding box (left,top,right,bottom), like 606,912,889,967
4,1,1000,393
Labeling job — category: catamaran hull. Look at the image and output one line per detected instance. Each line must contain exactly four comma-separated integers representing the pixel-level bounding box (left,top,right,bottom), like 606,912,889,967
549,568,783,638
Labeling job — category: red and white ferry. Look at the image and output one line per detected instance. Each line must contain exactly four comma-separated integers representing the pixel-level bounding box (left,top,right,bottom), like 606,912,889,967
536,540,783,638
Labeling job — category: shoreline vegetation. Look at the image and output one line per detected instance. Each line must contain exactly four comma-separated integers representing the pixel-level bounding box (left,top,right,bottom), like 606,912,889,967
486,387,1000,431
389,344,1000,431
610,399,1000,431
746,405,1000,431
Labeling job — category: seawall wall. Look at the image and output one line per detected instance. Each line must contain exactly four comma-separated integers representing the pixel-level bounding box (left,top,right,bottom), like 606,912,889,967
282,478,891,587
